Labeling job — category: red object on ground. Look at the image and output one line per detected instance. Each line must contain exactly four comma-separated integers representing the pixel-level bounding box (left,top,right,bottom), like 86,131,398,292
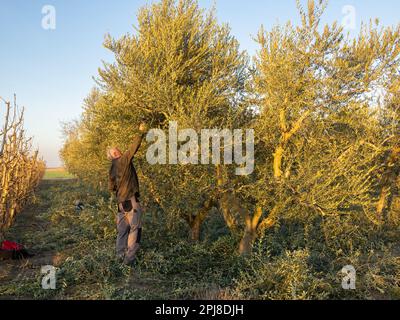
1,240,24,251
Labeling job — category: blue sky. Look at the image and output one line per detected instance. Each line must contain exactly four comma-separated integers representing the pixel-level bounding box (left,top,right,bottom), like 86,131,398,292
1,0,399,167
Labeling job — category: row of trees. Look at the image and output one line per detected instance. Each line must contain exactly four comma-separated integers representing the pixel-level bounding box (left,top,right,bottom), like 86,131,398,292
0,96,45,236
61,0,400,255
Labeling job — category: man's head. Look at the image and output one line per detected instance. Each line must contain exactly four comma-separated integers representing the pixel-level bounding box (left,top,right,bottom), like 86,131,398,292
107,147,122,161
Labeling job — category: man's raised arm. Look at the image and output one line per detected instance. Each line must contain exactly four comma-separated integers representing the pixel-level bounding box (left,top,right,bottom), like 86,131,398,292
126,123,148,160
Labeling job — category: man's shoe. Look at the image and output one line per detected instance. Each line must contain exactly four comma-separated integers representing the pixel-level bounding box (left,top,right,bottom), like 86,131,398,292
123,258,136,267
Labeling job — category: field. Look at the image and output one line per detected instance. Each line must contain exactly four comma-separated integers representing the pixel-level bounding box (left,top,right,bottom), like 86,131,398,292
0,179,399,300
43,168,75,180
1,0,400,301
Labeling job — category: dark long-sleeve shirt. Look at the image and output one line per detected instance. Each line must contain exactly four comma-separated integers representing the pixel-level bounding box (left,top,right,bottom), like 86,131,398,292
109,134,144,204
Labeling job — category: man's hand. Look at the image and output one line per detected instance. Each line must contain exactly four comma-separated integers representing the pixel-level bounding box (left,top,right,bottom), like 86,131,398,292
139,122,148,134
127,124,147,159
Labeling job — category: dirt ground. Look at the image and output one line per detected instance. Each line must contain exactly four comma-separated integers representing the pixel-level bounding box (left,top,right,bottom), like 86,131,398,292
0,181,64,299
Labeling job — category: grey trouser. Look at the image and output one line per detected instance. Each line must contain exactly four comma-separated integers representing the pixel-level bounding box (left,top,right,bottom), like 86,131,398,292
116,196,143,264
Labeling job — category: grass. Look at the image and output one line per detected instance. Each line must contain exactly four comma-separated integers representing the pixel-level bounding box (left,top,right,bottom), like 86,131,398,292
0,179,399,300
0,180,241,300
43,168,75,180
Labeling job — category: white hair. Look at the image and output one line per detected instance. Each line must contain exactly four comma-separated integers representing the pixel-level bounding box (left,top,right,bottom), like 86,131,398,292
106,147,117,161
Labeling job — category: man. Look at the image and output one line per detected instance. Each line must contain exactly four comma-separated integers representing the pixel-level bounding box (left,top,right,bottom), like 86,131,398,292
108,123,148,266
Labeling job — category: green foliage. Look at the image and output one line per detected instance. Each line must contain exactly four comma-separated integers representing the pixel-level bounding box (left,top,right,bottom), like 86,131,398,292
61,0,250,238
55,0,400,299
